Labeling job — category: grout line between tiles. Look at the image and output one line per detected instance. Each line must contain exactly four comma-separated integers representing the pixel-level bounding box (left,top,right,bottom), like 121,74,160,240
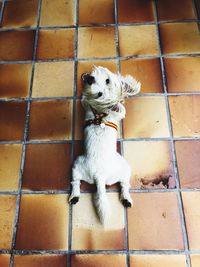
1,18,200,31
114,1,130,267
0,0,5,25
8,1,42,266
67,1,79,266
192,0,200,32
154,1,191,266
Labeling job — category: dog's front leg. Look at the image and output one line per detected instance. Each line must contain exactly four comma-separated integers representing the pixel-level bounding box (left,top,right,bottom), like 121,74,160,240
69,179,80,205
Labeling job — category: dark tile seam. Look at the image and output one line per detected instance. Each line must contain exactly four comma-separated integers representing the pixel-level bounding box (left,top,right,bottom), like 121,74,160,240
67,0,79,266
114,1,130,267
154,1,191,266
8,1,42,266
192,0,200,32
0,18,200,31
0,0,5,25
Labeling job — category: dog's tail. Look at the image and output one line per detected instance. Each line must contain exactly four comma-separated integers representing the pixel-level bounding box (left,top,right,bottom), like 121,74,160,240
93,192,110,225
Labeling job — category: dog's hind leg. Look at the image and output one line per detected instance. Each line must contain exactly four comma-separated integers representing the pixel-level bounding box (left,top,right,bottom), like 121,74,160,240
69,156,85,205
120,179,133,208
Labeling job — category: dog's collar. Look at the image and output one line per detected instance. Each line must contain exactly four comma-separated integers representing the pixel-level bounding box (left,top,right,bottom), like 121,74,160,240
84,106,118,131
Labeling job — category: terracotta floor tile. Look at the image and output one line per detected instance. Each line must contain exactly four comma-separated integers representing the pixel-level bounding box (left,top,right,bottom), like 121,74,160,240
40,0,76,27
72,193,125,250
75,99,85,140
164,56,200,93
71,254,126,267
120,58,163,94
128,192,184,250
78,27,116,58
157,0,195,21
77,60,118,96
123,141,175,189
118,25,159,57
2,0,38,28
159,23,200,55
13,255,67,267
175,140,200,188
0,196,17,250
130,254,187,267
32,61,74,97
36,29,75,60
0,64,32,98
191,255,200,267
28,100,72,140
15,194,69,250
118,0,155,23
0,30,35,61
169,95,200,137
123,97,170,138
79,0,114,25
182,192,200,249
0,255,10,267
0,144,22,191
0,101,27,141
22,143,71,191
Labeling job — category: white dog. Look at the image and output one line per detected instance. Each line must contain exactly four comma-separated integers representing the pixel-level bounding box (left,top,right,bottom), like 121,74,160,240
69,66,141,224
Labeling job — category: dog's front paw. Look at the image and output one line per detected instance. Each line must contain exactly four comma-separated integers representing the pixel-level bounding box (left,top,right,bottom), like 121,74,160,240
121,199,132,208
69,196,79,205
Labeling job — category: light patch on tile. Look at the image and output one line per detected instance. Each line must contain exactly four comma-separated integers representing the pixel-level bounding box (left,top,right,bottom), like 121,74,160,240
190,255,200,267
0,254,10,267
123,97,170,138
72,193,125,250
32,61,74,97
123,141,175,189
13,255,67,267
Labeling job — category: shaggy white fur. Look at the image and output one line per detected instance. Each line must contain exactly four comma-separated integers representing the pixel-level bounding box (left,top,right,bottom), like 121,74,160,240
69,66,141,224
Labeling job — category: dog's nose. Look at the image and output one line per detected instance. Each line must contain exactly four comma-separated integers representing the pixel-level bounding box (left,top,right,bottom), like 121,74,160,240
81,73,95,85
98,92,103,97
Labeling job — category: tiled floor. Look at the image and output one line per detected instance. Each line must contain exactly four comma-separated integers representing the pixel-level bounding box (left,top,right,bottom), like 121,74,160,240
0,0,200,266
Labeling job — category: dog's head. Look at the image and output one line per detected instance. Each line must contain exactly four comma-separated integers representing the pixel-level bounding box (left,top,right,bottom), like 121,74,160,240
81,66,141,113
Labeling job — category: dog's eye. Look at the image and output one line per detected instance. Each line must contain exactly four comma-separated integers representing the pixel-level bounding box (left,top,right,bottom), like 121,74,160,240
106,78,110,85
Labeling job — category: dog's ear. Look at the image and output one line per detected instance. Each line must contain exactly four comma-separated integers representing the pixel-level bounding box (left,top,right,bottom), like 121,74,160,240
120,75,141,96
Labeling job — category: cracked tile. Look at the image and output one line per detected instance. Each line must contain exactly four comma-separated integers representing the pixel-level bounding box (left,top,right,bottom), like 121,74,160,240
123,97,170,138
128,192,184,250
0,196,17,250
124,141,175,189
118,25,159,57
15,194,69,250
164,56,200,93
169,95,200,137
